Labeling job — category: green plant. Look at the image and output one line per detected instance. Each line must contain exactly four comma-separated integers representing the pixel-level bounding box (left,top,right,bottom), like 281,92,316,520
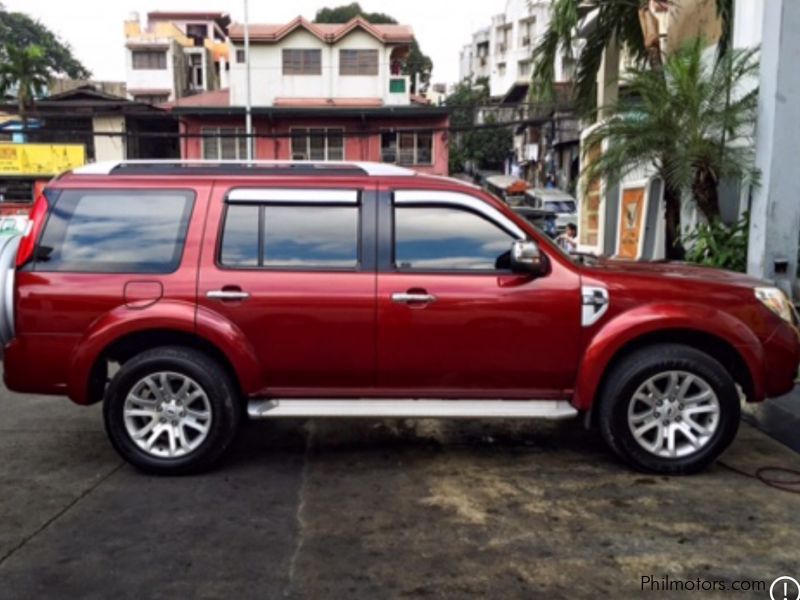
583,39,759,259
0,43,51,125
0,7,90,79
683,212,749,272
531,0,734,113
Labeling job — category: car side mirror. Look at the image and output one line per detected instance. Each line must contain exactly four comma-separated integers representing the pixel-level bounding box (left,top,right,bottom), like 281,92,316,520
510,239,546,276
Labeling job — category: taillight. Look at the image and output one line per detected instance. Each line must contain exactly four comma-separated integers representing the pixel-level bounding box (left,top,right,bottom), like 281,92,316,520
16,192,50,268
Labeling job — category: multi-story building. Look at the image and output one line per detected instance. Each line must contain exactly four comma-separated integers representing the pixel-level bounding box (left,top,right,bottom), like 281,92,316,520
458,0,577,187
459,0,573,97
124,11,231,104
168,16,449,175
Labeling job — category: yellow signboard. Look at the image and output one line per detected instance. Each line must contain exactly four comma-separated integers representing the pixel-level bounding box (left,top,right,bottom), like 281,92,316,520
0,143,86,176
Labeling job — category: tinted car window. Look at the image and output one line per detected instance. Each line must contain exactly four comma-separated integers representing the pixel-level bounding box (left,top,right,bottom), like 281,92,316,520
394,206,514,271
36,190,194,273
219,203,359,269
220,204,259,267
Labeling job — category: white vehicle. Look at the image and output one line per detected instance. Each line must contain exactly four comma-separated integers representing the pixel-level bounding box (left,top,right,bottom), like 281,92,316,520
524,188,577,232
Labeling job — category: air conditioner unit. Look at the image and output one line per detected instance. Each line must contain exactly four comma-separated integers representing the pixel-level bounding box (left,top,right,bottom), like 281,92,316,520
292,153,307,160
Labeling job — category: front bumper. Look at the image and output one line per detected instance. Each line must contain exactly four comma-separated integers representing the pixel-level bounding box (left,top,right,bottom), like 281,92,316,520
762,321,800,398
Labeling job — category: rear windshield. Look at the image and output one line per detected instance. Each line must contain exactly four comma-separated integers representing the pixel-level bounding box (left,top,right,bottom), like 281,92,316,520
544,200,576,213
35,189,194,273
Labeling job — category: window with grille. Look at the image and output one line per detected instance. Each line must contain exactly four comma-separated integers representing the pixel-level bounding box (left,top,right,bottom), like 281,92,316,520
282,49,322,75
201,127,249,160
381,131,433,165
339,49,378,76
290,128,345,161
132,50,167,70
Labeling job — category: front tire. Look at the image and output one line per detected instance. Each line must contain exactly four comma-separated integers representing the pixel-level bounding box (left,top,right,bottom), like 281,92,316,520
103,346,241,475
598,344,740,474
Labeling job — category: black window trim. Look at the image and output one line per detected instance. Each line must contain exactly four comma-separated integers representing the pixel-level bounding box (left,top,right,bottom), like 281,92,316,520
216,188,369,273
32,187,196,275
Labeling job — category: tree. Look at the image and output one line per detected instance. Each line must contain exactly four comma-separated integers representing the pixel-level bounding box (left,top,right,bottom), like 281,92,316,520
583,40,759,259
0,6,90,79
446,78,512,173
314,3,432,93
531,0,732,112
0,44,51,125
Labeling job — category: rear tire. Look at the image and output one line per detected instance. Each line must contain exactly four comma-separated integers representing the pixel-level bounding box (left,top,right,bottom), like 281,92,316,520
103,346,241,475
597,343,740,474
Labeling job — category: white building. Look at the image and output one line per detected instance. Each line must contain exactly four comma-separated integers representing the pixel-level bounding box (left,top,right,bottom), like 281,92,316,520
459,0,574,98
124,11,231,104
227,17,414,107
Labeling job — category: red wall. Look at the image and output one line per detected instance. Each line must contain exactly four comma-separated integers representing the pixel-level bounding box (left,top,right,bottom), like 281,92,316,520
180,114,450,176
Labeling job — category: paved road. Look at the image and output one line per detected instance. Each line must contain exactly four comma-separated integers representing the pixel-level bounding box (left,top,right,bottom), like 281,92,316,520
1,382,798,599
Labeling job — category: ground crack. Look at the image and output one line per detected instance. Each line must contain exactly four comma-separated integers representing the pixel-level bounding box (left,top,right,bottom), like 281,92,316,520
0,461,124,568
283,421,315,598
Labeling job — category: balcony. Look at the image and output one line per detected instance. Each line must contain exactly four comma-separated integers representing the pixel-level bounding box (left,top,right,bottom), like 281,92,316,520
386,75,410,105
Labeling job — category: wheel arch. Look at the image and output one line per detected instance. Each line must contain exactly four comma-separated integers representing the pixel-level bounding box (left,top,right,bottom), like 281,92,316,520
68,302,262,405
574,304,765,416
86,329,247,406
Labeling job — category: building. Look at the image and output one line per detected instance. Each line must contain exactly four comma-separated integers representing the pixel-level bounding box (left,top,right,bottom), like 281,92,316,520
574,0,727,260
459,0,573,97
458,0,577,188
168,16,449,175
124,11,231,104
0,84,178,204
732,0,800,297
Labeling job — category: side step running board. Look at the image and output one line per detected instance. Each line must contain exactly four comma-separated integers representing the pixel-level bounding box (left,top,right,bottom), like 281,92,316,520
247,399,578,420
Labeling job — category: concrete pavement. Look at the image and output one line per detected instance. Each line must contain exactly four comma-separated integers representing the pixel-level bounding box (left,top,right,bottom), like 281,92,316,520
1,382,798,599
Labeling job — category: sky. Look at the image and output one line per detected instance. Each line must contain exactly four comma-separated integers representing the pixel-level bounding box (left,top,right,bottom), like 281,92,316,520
3,0,506,86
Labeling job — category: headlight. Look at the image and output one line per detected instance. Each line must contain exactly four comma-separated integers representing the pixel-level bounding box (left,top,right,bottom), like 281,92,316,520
755,287,796,324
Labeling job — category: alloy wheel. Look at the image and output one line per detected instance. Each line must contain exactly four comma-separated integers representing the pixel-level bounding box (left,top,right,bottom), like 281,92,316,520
123,371,213,458
627,370,721,459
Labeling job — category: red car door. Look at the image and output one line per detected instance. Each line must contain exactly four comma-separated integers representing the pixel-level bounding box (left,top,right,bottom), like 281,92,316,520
376,187,581,399
197,182,377,396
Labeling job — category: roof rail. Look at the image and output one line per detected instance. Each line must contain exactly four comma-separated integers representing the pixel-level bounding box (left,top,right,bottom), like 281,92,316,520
70,160,417,177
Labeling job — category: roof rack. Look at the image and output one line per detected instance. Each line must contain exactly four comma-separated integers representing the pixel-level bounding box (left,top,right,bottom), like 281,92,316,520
70,160,417,177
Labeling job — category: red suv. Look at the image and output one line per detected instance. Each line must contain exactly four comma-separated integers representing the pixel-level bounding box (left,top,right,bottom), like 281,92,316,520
1,161,798,475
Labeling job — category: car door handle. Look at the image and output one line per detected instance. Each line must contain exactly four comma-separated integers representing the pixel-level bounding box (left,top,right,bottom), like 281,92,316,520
207,289,250,301
392,292,437,304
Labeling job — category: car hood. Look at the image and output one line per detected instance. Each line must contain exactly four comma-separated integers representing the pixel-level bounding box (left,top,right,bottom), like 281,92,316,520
589,258,768,289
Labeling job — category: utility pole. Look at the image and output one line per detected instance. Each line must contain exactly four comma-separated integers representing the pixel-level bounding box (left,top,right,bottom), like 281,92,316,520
243,0,253,160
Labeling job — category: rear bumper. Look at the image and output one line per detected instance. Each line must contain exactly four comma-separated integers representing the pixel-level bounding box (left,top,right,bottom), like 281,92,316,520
3,335,73,397
761,322,800,399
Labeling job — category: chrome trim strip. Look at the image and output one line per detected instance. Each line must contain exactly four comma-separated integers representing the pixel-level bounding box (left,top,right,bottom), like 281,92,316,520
248,399,578,419
391,292,437,304
206,290,251,300
227,189,358,203
394,190,526,239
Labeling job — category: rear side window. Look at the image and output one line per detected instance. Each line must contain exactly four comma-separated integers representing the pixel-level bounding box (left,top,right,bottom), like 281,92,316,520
36,189,194,273
220,203,359,269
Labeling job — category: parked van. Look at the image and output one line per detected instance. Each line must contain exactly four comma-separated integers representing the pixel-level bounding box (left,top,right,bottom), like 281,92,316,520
1,161,797,474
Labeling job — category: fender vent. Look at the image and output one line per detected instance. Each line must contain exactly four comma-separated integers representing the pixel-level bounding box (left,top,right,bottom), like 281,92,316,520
582,286,609,327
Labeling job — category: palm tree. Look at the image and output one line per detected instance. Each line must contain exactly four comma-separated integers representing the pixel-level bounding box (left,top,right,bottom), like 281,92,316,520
532,0,733,112
0,43,51,129
583,39,759,259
